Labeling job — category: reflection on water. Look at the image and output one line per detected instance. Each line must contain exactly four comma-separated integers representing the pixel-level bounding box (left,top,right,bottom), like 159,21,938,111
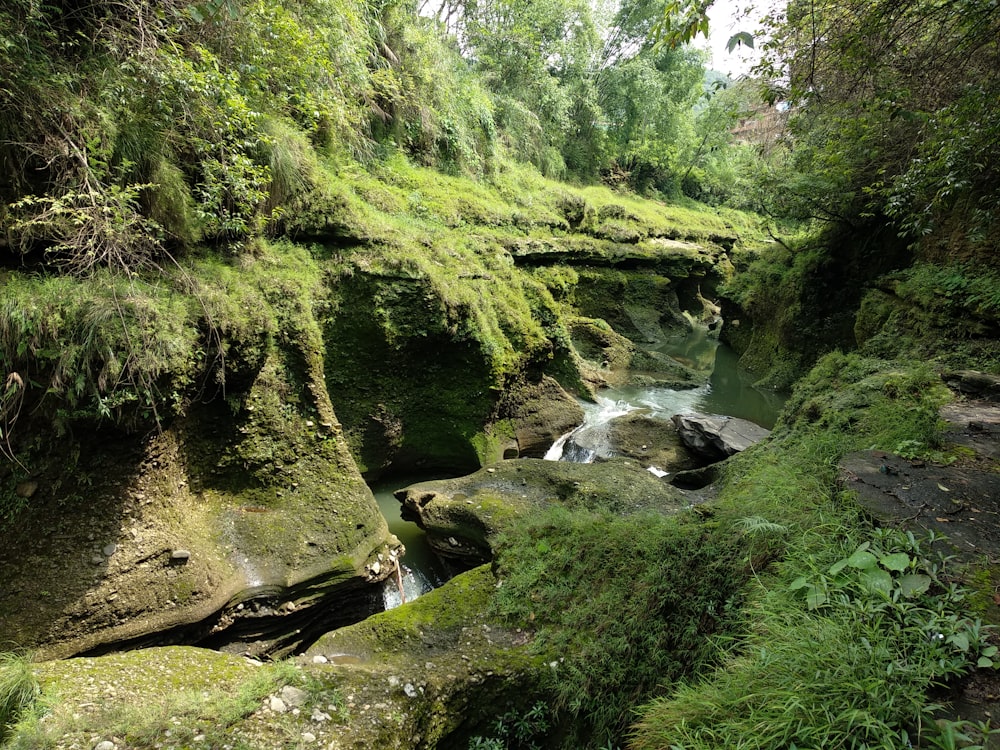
625,332,785,430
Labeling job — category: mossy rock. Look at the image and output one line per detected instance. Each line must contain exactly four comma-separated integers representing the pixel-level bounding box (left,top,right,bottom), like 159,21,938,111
394,457,690,565
0,336,396,660
606,412,699,475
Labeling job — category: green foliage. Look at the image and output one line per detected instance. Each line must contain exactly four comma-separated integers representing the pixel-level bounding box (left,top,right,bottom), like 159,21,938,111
0,652,40,744
629,355,987,749
490,507,746,747
753,0,1000,251
8,656,305,749
631,530,993,749
468,701,551,750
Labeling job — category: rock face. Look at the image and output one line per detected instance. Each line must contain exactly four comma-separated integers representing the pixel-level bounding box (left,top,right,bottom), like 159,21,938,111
0,349,399,660
395,457,690,565
671,413,771,462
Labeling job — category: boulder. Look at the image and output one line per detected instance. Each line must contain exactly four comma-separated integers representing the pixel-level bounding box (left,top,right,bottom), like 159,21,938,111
504,376,585,458
942,370,1000,401
394,457,690,565
670,413,771,462
606,412,698,475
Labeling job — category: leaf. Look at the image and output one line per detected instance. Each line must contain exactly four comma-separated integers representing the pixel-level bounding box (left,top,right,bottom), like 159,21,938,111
948,632,970,652
879,552,911,572
898,573,931,597
846,548,878,570
789,575,810,591
806,588,827,610
861,568,893,595
977,656,994,668
726,31,754,53
937,483,951,492
828,558,849,576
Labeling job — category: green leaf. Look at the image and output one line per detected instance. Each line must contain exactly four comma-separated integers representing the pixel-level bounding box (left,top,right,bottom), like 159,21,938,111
828,558,849,576
948,632,970,652
879,552,911,572
861,568,893,595
726,31,754,53
978,656,994,669
789,575,810,591
806,588,827,610
898,573,931,597
846,548,878,570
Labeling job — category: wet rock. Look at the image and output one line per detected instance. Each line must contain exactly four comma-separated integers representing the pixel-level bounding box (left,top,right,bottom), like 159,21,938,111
671,413,770,462
607,412,698,474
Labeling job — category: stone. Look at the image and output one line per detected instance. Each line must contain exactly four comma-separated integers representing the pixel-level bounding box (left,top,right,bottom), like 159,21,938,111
301,732,316,743
941,370,1000,401
280,685,308,708
269,696,287,713
15,480,38,499
671,413,770,462
312,654,328,664
94,742,115,750
403,682,419,698
102,543,117,557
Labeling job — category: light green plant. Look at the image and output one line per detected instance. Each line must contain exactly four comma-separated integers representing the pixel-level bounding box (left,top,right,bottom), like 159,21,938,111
0,652,40,743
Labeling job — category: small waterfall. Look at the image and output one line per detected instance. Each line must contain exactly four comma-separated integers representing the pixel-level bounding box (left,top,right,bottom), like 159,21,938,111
382,564,436,610
546,396,637,463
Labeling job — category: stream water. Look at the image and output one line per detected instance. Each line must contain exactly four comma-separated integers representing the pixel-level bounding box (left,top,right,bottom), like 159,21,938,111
372,476,455,609
546,333,785,462
373,329,785,607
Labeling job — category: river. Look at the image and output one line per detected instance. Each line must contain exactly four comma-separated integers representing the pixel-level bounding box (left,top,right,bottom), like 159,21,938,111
373,332,785,607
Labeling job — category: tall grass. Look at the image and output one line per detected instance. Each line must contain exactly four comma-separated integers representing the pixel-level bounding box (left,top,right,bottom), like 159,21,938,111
0,652,39,742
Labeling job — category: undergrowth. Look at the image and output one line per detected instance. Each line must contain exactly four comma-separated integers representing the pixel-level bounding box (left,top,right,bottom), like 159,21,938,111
0,652,39,745
626,353,992,749
489,507,750,748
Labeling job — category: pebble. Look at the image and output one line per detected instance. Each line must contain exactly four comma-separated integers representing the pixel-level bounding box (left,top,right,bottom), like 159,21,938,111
312,654,328,664
403,683,419,698
269,696,287,713
301,732,316,743
170,549,191,561
103,544,117,557
94,742,115,750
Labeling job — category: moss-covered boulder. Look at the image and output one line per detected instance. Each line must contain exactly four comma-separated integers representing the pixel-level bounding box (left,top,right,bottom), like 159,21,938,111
606,412,699,474
395,457,691,565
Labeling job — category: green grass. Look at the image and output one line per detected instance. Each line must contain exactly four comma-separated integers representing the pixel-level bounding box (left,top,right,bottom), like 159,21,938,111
623,353,990,750
0,652,40,743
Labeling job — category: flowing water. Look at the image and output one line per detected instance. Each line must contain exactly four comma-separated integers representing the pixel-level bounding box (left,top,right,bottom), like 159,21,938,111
371,476,455,609
546,333,786,463
373,329,785,606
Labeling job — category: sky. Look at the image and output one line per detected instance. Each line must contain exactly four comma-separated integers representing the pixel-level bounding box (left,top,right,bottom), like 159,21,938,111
702,0,763,78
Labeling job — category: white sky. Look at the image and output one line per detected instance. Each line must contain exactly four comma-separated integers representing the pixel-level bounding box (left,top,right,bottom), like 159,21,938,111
702,0,762,78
